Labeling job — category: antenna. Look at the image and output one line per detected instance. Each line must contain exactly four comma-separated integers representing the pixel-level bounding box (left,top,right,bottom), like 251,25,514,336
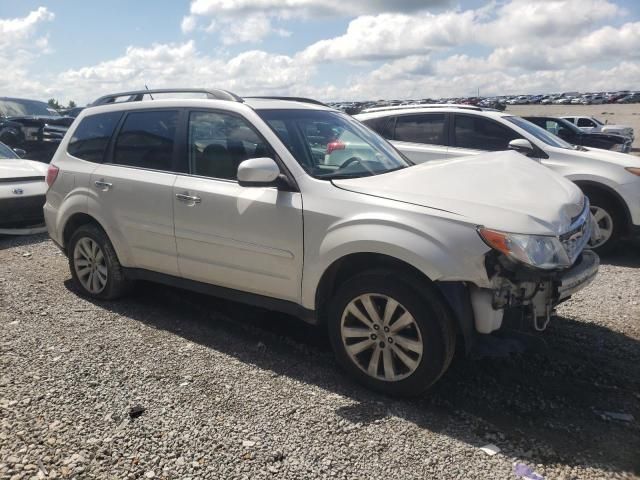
145,84,154,100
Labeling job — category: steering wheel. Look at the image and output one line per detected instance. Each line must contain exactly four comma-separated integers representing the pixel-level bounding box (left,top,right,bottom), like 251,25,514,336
339,156,363,169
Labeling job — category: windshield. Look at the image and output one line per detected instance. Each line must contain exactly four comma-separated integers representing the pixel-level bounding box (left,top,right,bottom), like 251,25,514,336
504,116,574,149
591,117,604,126
0,99,59,117
256,109,411,179
0,142,19,159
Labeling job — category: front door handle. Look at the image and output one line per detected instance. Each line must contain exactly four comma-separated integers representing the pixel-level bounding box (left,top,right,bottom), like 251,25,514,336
94,180,112,191
175,192,201,205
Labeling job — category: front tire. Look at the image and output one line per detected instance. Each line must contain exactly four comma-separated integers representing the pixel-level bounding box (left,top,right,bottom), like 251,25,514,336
327,270,456,397
68,224,130,300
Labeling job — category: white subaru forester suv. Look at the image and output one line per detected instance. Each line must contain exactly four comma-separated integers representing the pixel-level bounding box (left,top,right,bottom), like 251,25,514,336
45,89,598,396
356,105,640,253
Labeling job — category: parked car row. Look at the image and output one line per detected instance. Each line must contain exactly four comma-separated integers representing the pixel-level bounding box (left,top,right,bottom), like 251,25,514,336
327,90,640,114
3,88,638,396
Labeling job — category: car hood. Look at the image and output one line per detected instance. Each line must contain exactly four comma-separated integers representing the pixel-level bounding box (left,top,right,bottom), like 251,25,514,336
0,159,48,180
332,151,584,236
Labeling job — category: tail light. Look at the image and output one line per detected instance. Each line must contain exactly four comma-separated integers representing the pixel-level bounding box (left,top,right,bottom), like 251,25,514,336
326,141,346,155
46,164,59,187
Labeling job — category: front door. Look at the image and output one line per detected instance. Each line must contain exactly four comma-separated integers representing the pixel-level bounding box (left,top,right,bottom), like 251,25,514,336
173,110,303,303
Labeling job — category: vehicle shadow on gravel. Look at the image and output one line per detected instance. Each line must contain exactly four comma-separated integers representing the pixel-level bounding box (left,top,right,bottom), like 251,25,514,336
598,240,640,268
0,232,49,251
67,280,640,476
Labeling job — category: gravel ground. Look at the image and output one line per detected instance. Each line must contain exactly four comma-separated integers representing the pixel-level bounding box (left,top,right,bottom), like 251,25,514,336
1,234,639,480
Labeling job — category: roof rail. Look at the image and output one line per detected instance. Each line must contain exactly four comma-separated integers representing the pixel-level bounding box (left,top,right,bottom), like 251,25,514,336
244,96,328,106
90,88,244,106
361,103,483,114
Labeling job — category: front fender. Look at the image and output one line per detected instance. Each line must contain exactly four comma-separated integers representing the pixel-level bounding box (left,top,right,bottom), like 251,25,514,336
301,215,491,310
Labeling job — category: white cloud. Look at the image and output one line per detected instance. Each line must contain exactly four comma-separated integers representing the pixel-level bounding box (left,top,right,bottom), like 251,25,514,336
183,0,451,43
299,0,623,63
1,1,639,104
180,15,197,34
188,0,449,18
55,42,313,103
0,7,55,99
300,11,476,62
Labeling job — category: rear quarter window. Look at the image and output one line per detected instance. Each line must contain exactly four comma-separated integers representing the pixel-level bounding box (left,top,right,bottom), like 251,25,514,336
67,112,122,162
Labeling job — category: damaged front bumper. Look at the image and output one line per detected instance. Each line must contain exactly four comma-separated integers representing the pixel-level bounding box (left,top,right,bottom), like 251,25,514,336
471,249,599,334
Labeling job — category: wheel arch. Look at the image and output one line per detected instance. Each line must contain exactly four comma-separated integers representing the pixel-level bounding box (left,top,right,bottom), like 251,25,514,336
313,252,475,352
574,180,631,234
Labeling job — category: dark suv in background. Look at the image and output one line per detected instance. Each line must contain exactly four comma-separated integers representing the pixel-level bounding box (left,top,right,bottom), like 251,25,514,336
524,116,632,153
0,97,74,163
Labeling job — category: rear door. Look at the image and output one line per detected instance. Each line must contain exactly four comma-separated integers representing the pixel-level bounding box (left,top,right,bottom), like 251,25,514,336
447,113,523,158
390,113,449,163
89,109,181,275
172,109,303,303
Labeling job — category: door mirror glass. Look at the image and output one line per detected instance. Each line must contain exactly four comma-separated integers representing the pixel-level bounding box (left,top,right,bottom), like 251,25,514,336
508,138,535,155
237,157,280,186
12,148,26,158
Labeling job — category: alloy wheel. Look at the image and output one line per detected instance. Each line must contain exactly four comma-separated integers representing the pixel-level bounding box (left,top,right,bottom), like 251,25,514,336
73,237,108,294
340,293,424,382
589,206,614,248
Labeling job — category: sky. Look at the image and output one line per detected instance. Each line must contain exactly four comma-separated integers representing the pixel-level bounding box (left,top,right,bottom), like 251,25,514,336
1,0,639,105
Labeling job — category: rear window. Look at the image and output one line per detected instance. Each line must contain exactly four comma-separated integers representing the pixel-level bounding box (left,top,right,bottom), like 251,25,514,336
67,112,122,162
112,110,178,171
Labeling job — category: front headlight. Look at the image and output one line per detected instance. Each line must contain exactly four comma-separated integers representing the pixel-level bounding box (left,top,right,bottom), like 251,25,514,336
612,143,625,152
478,228,571,270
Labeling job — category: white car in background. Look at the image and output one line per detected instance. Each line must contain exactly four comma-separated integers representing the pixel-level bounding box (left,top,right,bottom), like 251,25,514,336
0,141,48,235
356,105,640,253
562,116,634,142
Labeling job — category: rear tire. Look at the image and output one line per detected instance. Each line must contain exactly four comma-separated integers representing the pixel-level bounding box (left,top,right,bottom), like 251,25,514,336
68,224,130,300
584,190,624,254
327,270,456,397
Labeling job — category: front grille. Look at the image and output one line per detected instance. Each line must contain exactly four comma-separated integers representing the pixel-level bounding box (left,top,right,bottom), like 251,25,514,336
0,195,46,228
559,201,591,264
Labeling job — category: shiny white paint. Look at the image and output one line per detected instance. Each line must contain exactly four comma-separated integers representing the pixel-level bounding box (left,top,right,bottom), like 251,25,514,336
47,98,592,333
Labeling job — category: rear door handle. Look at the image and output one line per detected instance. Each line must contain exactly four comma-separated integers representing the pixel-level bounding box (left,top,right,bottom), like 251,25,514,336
175,193,201,204
94,180,112,191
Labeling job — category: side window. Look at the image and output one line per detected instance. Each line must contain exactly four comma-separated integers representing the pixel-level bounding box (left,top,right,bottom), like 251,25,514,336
362,116,394,139
564,117,576,124
453,115,520,151
188,111,272,180
67,112,121,162
112,110,178,171
577,118,595,127
394,114,446,145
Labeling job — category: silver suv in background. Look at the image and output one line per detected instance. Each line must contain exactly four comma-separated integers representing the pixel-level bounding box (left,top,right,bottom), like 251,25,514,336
356,105,640,253
45,90,598,396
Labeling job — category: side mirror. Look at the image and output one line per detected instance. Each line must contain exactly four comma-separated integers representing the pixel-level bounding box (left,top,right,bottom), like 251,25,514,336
237,157,280,187
13,148,26,158
508,139,535,156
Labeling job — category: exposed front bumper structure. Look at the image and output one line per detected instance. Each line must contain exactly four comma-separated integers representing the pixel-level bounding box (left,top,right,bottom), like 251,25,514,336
471,250,599,334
